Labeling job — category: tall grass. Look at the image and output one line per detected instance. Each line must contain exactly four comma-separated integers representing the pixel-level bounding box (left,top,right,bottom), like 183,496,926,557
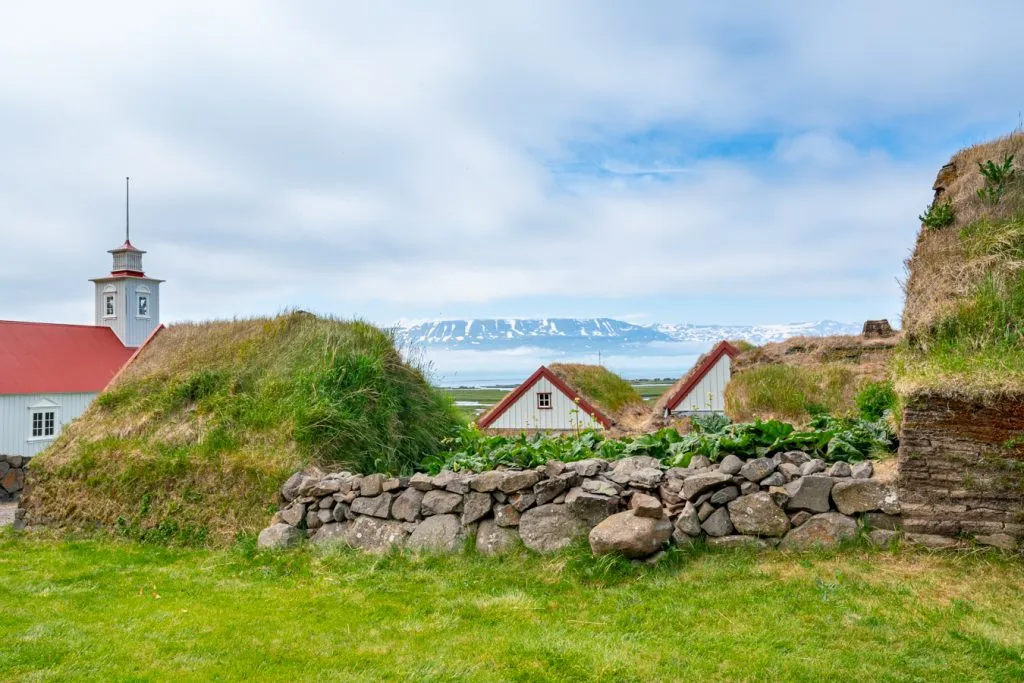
725,364,860,423
548,363,644,414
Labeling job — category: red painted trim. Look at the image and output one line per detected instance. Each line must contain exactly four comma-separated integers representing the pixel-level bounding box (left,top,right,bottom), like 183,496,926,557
664,340,740,412
110,269,146,277
476,366,612,429
105,323,165,389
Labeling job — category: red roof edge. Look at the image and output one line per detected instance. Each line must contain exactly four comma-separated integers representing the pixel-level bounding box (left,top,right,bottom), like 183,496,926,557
105,323,165,390
664,340,740,412
476,365,612,429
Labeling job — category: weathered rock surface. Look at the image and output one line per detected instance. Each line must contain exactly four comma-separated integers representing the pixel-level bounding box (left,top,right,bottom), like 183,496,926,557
408,514,465,553
461,492,492,525
719,454,744,475
499,470,540,493
476,519,519,555
674,502,702,537
629,492,663,519
391,488,424,522
564,488,618,527
831,479,893,516
701,507,734,537
681,472,732,500
727,493,790,537
351,493,393,519
707,535,772,550
311,522,349,545
421,490,463,516
739,458,776,483
470,470,505,492
784,476,834,514
779,513,856,550
519,504,586,553
346,516,409,553
258,523,304,549
589,510,673,558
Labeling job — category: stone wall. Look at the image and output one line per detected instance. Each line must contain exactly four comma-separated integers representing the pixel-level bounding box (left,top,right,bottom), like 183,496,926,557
0,454,28,502
259,451,904,558
898,394,1024,550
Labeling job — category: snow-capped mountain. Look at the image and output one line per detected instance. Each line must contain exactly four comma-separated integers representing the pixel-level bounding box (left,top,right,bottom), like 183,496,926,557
392,318,861,351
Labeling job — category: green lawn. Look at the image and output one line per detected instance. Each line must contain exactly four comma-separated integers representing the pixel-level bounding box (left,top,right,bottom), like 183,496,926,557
2,531,1023,681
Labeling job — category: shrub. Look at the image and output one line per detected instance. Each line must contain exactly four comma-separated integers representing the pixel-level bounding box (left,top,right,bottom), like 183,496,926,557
919,199,955,229
977,154,1017,205
856,380,898,421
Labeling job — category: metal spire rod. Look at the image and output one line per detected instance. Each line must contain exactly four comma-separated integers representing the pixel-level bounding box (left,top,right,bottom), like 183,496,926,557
125,176,130,243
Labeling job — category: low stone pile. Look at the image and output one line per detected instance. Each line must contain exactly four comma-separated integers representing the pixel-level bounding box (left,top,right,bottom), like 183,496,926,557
0,455,27,502
258,452,902,557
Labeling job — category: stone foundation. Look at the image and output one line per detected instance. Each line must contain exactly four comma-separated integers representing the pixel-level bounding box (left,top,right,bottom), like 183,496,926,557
260,452,904,557
0,455,28,502
898,394,1024,550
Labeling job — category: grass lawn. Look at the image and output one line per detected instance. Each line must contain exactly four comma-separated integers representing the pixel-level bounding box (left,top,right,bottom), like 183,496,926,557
2,532,1023,681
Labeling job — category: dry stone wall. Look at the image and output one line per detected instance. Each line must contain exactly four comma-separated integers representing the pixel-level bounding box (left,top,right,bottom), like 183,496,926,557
898,394,1024,550
260,451,903,557
0,455,27,502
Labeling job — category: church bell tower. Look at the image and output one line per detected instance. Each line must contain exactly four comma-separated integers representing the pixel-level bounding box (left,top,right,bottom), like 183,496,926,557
90,178,163,347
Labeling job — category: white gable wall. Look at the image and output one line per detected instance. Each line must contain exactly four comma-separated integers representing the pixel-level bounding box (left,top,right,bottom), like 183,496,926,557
487,377,603,431
0,392,98,458
670,354,732,414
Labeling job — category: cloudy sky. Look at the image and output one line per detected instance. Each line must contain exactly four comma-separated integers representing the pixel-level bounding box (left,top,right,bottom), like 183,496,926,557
2,1,1022,329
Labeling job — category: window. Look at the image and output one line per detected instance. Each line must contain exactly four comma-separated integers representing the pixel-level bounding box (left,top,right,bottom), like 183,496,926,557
537,392,552,409
104,294,116,317
31,410,56,438
137,295,149,318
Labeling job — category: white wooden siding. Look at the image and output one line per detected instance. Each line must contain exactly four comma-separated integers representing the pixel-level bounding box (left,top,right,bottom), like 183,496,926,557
0,392,97,458
671,355,732,414
488,377,603,432
92,276,161,347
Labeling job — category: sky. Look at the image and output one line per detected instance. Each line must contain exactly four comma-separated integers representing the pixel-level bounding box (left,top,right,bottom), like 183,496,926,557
1,1,1023,329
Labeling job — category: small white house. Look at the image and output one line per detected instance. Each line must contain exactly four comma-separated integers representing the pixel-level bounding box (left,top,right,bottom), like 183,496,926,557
0,234,163,459
476,366,612,433
656,340,739,418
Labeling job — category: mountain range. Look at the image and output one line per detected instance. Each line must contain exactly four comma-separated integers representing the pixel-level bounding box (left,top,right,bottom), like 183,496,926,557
392,318,862,352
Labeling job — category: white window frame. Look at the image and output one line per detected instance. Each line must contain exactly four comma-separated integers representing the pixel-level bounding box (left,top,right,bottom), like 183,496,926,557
537,392,552,410
137,294,150,319
103,285,117,319
27,400,60,442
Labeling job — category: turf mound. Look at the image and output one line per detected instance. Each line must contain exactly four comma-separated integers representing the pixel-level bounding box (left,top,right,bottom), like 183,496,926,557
547,363,648,431
897,132,1024,398
22,312,460,543
726,334,898,424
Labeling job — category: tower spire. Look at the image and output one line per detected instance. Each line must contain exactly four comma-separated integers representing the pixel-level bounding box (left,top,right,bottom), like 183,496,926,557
125,176,130,244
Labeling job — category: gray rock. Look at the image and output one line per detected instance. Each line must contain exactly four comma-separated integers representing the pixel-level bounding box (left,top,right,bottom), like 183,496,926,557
697,501,715,521
905,533,960,549
789,510,812,527
689,455,712,469
304,508,323,529
566,459,606,477
581,479,619,497
779,451,811,466
278,502,305,527
681,472,733,501
719,454,744,475
493,503,521,527
408,514,465,553
739,458,776,482
360,473,385,497
779,463,802,479
974,533,1018,551
519,504,587,553
831,479,894,516
612,455,661,476
674,502,702,537
500,470,541,493
421,490,463,516
800,459,826,476
409,472,435,491
346,516,409,553
759,472,787,487
851,461,874,479
544,460,567,478
589,510,673,558
727,492,790,537
779,512,857,550
867,529,900,547
444,473,473,494
280,472,309,502
629,492,663,519
629,467,664,489
476,519,520,555
391,488,425,522
783,475,834,513
701,507,734,537
258,523,305,549
709,486,740,506
826,461,852,478
740,481,759,495
557,470,582,488
862,512,902,531
707,535,772,550
565,488,618,528
461,492,492,525
332,503,350,523
509,491,536,512
311,522,349,546
534,477,566,504
318,496,334,510
382,477,402,492
351,493,393,519
316,509,334,525
7,455,25,467
308,477,344,497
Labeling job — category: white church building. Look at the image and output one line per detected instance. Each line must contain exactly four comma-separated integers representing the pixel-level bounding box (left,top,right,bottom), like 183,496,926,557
0,235,163,458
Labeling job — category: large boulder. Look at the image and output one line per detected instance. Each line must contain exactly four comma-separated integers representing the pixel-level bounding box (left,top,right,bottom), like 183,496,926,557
519,504,587,553
408,514,465,553
257,523,304,549
779,512,857,550
727,492,790,537
565,488,619,528
311,522,349,546
346,516,409,553
476,519,520,555
589,510,673,559
831,479,897,515
783,476,834,514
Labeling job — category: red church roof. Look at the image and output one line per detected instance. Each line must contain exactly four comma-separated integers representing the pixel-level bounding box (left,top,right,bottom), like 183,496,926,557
0,321,134,395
